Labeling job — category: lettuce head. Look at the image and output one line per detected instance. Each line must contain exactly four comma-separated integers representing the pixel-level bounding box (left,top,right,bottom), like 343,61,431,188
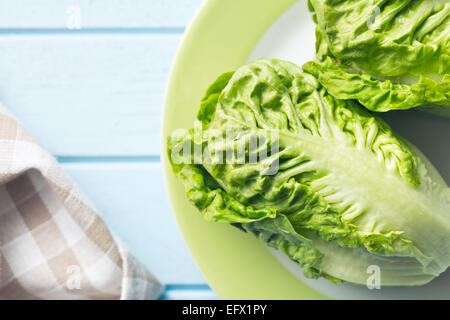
306,0,450,115
168,59,450,286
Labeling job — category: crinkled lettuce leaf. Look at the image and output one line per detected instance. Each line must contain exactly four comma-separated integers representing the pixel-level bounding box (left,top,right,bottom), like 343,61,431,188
307,0,450,114
168,59,450,286
303,58,450,112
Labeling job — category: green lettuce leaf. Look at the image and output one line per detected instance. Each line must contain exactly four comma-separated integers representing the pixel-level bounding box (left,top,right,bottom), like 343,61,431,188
303,58,450,112
307,0,450,114
168,59,450,285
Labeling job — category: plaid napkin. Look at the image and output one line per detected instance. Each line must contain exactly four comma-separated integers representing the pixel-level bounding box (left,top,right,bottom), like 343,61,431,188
0,104,163,299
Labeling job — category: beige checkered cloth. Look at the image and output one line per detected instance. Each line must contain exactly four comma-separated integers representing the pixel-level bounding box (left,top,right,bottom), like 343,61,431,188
0,105,163,300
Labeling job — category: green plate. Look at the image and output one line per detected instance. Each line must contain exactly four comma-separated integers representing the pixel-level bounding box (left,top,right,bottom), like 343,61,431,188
162,0,327,299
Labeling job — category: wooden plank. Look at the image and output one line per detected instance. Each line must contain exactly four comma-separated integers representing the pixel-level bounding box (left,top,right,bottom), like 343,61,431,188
0,0,203,29
0,34,181,156
61,160,208,285
160,286,219,300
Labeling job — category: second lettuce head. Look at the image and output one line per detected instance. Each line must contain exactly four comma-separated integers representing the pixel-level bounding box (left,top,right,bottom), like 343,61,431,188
168,59,450,286
306,0,449,116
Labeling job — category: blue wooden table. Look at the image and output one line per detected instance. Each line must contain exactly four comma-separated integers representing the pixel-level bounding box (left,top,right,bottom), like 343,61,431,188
0,0,218,300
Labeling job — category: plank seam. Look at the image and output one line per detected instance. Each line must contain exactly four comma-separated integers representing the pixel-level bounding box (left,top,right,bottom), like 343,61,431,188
0,27,185,35
57,155,161,163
